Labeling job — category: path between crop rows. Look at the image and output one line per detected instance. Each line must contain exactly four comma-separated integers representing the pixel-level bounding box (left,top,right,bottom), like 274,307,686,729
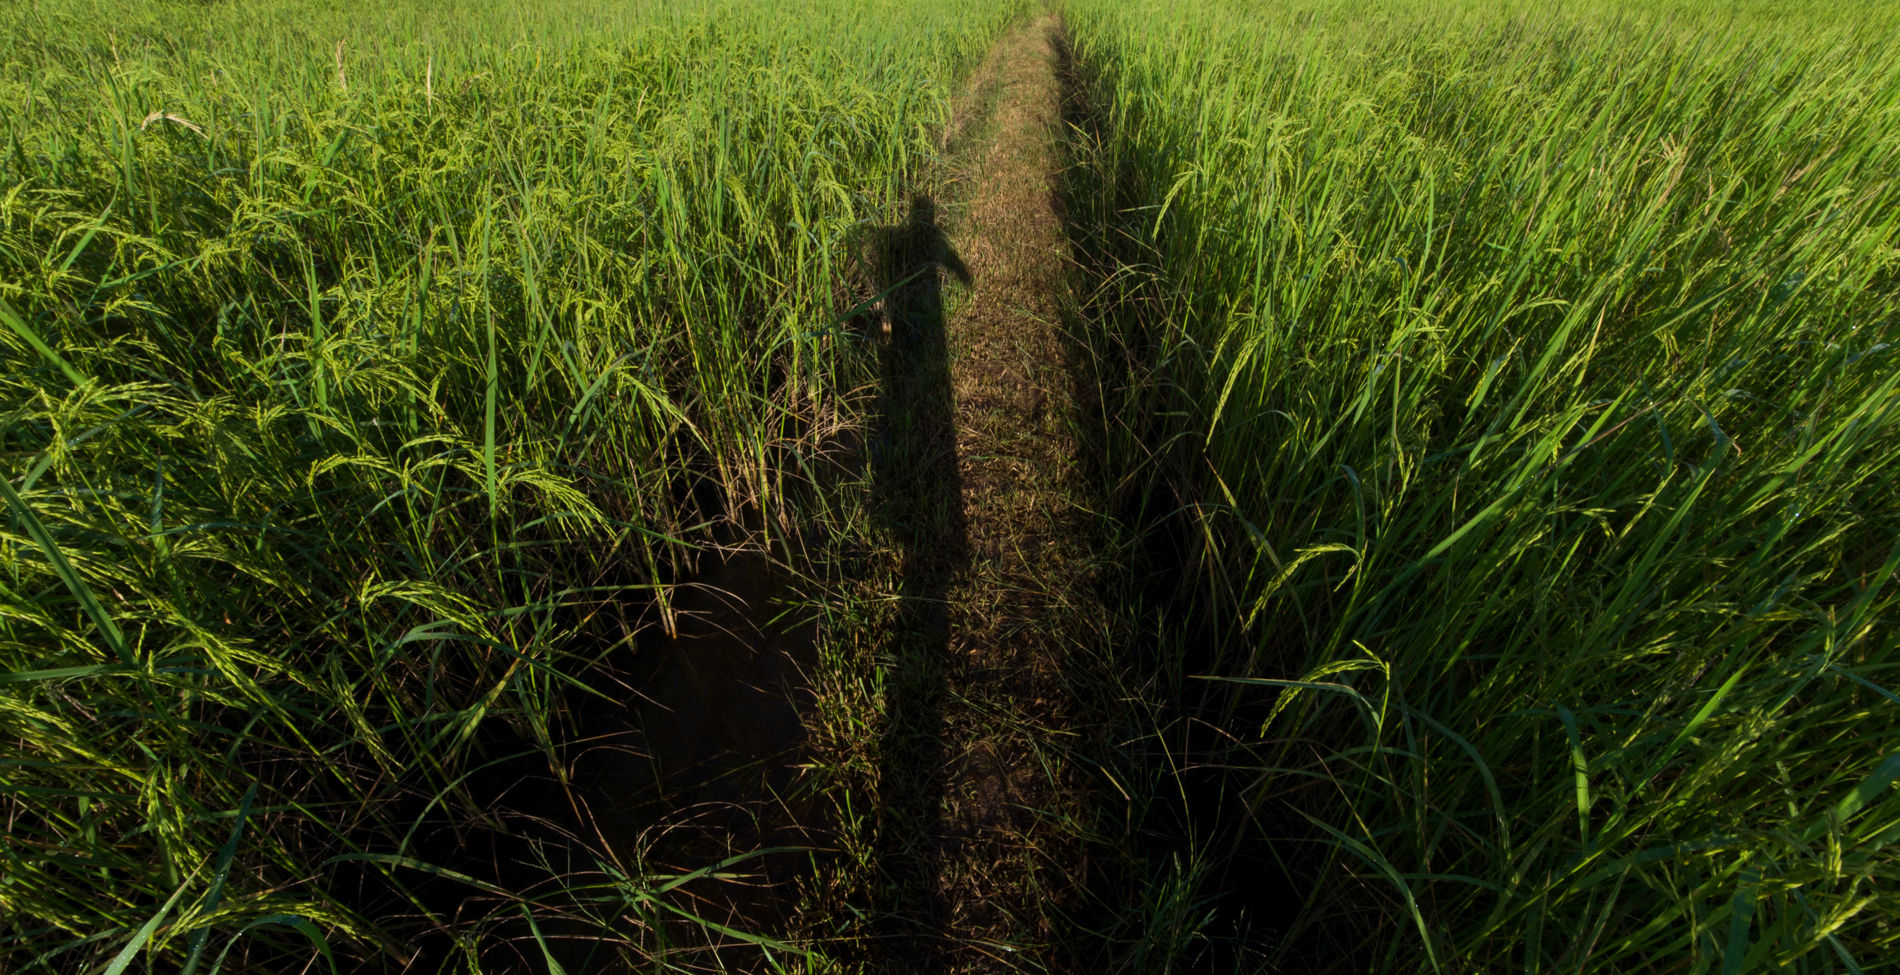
871,13,1102,973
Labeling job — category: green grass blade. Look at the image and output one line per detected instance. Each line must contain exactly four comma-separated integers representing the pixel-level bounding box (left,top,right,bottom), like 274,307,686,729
0,298,86,387
0,469,131,664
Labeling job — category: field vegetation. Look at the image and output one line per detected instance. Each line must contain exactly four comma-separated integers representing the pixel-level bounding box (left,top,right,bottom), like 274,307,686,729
3,0,1896,972
0,0,1020,969
1062,0,1900,970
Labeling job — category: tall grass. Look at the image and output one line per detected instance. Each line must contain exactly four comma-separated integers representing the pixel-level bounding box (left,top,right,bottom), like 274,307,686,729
0,0,1021,969
1063,0,1900,969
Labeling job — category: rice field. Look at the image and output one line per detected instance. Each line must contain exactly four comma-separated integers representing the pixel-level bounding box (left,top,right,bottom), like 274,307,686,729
1062,0,1900,970
2,0,1896,972
0,0,1021,969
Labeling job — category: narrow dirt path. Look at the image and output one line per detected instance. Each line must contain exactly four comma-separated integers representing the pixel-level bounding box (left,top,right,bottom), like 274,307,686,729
544,15,1109,974
925,13,1101,972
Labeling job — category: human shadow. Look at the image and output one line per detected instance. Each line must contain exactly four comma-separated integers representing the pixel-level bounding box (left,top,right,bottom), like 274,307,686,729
859,195,970,973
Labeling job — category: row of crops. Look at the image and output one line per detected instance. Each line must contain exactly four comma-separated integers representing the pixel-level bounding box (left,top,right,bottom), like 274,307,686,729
1063,0,1899,970
0,0,1023,970
3,0,1896,971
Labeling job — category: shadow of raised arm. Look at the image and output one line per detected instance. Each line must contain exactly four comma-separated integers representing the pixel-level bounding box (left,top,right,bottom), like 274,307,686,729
911,195,971,286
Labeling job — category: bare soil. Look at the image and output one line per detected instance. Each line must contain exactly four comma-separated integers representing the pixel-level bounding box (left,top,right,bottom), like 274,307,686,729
890,13,1107,973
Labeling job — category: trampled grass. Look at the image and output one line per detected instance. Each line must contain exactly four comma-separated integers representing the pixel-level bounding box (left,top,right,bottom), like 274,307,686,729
1062,0,1900,969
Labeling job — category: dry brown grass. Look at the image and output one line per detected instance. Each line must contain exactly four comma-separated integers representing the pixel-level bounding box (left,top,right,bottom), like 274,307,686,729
925,15,1108,973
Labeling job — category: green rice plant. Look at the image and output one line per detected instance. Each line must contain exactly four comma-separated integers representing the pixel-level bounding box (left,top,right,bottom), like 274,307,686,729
0,0,1024,969
1062,0,1900,969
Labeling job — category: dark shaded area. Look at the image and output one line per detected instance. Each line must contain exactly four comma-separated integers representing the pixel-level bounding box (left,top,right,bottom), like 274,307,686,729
1049,28,1325,975
303,532,661,975
325,466,818,975
324,669,629,975
859,195,970,974
564,537,819,972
